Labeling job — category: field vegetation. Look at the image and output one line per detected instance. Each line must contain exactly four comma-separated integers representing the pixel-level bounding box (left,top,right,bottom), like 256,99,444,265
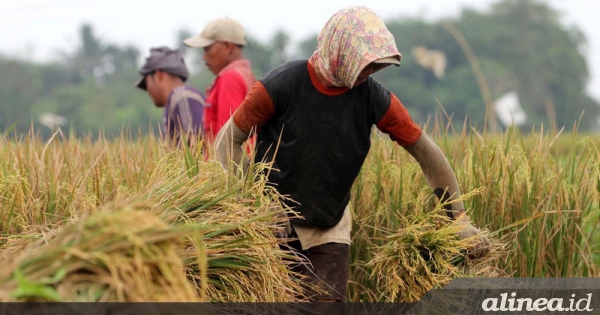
1,123,597,301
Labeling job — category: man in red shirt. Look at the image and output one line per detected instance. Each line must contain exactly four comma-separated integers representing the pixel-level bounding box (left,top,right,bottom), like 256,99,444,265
184,17,256,142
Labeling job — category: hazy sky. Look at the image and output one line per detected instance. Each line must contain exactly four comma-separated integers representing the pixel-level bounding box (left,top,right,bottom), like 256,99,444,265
1,0,598,100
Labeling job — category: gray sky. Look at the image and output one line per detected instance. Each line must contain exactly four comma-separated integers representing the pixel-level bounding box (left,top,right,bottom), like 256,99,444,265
1,0,598,100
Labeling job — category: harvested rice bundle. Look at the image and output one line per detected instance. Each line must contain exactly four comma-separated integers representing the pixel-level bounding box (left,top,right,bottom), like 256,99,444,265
95,159,308,302
182,211,305,302
0,203,197,302
142,162,309,302
367,205,504,303
0,159,310,302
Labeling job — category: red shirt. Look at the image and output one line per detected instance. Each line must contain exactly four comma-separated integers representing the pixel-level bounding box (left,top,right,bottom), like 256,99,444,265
204,59,255,141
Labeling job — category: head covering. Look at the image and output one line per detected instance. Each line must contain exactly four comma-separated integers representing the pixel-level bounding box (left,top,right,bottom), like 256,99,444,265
374,56,401,66
184,17,246,48
308,6,402,88
135,46,189,90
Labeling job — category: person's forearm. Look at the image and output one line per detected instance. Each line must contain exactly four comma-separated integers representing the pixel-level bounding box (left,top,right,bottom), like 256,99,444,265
404,133,464,216
214,117,250,172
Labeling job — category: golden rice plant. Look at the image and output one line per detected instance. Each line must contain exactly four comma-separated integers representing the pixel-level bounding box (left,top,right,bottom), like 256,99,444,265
128,159,309,302
0,203,197,302
350,145,505,302
446,125,599,277
0,129,308,302
366,190,505,302
0,129,160,235
349,119,599,301
2,122,598,302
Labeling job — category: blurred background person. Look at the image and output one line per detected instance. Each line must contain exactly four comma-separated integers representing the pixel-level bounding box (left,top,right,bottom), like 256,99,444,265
136,46,206,147
184,17,256,145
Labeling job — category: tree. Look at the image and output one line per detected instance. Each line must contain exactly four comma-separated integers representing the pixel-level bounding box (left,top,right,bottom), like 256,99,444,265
4,1,599,138
373,0,599,131
244,30,293,77
453,0,597,130
0,57,77,136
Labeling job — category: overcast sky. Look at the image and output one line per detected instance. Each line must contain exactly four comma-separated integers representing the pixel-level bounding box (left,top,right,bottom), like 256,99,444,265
1,0,598,100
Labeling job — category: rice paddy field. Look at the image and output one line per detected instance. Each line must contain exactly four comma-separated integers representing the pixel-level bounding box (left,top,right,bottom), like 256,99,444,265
0,123,598,302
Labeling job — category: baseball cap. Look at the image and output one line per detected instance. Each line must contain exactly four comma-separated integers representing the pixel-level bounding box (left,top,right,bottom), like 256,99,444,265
374,55,402,67
135,46,190,90
183,17,246,48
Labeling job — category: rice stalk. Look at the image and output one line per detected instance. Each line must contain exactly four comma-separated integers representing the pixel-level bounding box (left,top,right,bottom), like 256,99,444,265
0,203,197,302
366,189,505,302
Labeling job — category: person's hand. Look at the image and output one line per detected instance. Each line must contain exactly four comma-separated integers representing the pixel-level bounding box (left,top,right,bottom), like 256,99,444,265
455,212,490,259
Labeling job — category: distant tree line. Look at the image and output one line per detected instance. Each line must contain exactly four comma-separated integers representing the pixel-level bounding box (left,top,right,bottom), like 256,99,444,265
1,0,598,138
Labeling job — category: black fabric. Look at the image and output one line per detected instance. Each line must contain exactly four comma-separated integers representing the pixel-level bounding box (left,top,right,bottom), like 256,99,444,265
256,60,391,228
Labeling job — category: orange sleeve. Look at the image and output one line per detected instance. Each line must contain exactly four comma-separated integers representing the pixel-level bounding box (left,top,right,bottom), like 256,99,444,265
233,81,275,134
376,93,422,147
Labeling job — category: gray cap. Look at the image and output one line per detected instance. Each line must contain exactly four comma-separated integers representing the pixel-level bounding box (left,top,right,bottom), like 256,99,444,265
135,46,190,90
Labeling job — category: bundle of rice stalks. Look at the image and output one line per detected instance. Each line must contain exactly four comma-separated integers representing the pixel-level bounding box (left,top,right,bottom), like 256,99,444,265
181,213,305,302
119,160,309,302
0,203,197,302
0,155,311,302
366,202,505,303
168,169,308,301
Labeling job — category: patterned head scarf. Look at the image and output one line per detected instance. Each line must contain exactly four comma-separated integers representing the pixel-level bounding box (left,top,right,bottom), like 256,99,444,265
308,6,402,88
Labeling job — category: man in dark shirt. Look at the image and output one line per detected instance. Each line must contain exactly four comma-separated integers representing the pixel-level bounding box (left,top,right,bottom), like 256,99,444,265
215,6,490,302
135,46,206,146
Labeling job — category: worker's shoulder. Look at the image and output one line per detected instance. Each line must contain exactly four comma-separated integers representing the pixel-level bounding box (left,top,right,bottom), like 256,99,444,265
215,68,242,81
260,60,307,84
169,85,206,107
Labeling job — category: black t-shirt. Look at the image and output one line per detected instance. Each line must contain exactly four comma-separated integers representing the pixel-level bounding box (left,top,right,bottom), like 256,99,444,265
256,60,392,228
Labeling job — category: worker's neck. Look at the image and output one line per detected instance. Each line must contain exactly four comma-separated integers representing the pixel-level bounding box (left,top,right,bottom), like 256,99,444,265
228,48,244,63
314,66,337,88
164,80,185,97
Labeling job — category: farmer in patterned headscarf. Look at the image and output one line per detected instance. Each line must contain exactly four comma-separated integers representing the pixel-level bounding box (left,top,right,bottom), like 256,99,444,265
214,6,490,301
